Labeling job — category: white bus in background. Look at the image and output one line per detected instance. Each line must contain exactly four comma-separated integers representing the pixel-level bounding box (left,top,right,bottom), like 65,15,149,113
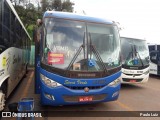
120,37,150,84
0,0,31,110
148,44,160,75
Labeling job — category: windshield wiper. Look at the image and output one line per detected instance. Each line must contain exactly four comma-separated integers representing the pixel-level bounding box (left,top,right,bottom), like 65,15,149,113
125,44,144,67
133,45,144,67
125,45,133,65
66,33,85,71
89,33,108,73
66,32,108,73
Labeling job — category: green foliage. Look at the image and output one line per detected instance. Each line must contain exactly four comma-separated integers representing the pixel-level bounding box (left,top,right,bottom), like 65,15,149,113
14,4,42,44
62,0,74,12
41,0,49,12
12,0,74,45
27,25,34,41
41,0,74,12
52,0,62,11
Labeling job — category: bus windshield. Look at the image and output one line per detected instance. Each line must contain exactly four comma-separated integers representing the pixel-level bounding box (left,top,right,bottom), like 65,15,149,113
42,18,120,71
121,37,150,66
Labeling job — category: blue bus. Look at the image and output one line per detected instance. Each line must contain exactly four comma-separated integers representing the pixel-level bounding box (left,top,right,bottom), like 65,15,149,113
34,11,121,106
148,44,160,75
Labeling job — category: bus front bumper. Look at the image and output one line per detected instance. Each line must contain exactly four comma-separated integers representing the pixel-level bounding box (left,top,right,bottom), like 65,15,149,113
40,82,121,106
121,73,149,84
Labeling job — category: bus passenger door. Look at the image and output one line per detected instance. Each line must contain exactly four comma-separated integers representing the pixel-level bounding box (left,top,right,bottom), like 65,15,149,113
34,27,41,94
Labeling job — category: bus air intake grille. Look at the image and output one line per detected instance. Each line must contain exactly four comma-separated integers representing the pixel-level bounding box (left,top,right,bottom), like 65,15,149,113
64,86,104,90
63,94,107,102
123,73,142,76
122,78,143,82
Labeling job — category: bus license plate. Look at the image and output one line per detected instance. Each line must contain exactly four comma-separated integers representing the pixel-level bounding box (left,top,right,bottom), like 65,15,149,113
130,80,136,82
79,96,93,102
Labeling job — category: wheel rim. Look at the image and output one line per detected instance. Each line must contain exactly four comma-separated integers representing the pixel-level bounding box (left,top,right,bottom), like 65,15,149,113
0,92,5,111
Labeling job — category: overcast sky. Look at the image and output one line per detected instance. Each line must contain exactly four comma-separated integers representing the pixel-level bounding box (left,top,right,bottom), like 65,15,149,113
30,0,160,44
73,0,160,44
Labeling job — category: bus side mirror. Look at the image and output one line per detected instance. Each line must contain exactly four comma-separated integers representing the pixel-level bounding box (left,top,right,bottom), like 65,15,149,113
37,19,42,26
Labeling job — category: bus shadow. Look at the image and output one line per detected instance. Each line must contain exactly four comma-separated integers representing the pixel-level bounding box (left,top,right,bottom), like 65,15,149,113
149,74,160,79
120,84,145,90
39,102,109,111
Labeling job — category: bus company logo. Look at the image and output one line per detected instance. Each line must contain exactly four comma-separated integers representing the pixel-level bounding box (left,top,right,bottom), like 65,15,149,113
84,87,89,92
2,112,11,117
2,56,6,67
78,73,96,77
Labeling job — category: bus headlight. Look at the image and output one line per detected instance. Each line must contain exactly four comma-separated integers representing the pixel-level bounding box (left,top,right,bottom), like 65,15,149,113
107,78,121,87
144,70,149,75
40,74,62,88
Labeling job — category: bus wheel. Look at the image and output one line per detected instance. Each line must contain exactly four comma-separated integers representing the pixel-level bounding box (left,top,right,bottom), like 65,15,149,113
0,91,5,111
0,81,7,111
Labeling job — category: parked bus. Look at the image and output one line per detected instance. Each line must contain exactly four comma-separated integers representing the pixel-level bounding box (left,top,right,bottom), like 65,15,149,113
120,37,150,83
148,44,160,75
0,0,31,110
34,11,121,106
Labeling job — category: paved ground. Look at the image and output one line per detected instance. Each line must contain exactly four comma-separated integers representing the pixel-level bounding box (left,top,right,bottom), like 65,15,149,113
2,69,160,120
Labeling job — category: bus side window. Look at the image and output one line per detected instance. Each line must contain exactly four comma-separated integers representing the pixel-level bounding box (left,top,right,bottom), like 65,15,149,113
158,53,160,62
150,52,157,64
151,55,156,60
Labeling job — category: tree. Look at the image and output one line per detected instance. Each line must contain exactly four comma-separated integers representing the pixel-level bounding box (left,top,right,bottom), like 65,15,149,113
13,4,42,40
10,0,27,7
26,3,35,9
41,0,74,12
10,0,17,6
62,0,74,12
35,0,41,11
41,0,49,12
52,0,62,11
11,0,74,42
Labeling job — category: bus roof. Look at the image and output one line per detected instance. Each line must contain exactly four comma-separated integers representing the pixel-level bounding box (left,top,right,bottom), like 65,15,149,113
43,11,114,25
121,36,146,42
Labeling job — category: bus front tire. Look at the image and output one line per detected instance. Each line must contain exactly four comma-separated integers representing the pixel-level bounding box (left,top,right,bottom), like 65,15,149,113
0,81,8,111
